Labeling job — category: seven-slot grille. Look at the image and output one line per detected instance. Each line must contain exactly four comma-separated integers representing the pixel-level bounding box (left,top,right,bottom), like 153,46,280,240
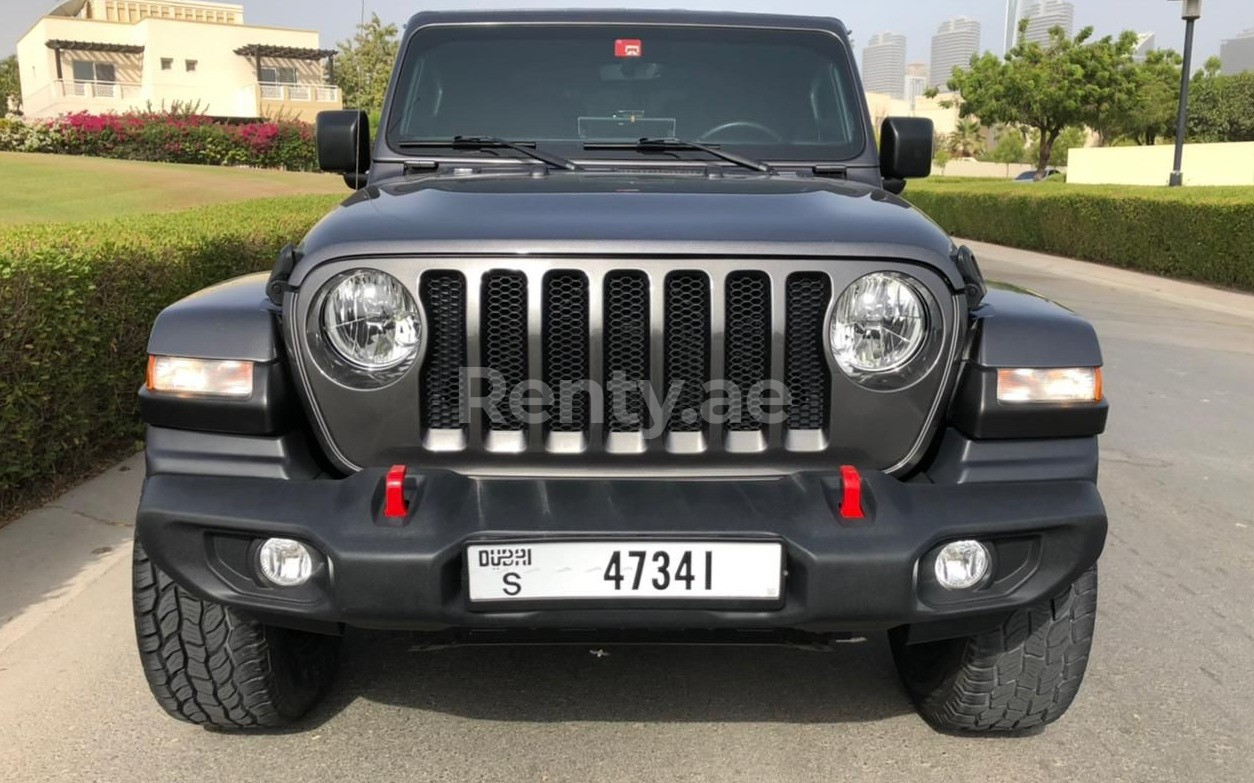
419,268,834,453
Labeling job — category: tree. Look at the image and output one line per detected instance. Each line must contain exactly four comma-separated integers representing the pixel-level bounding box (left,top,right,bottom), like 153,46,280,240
947,21,1139,178
1187,66,1254,143
1027,126,1087,166
0,55,21,118
989,126,1028,176
947,118,985,158
933,147,951,175
1058,126,1089,165
331,14,400,119
1103,49,1182,145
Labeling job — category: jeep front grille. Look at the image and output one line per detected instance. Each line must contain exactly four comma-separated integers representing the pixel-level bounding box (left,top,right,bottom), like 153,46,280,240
417,266,840,455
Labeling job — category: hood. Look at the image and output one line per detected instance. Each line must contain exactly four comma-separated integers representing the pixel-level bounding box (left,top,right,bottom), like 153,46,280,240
296,172,959,285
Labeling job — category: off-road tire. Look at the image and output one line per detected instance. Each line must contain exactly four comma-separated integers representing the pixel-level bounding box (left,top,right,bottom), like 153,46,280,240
891,565,1098,733
132,541,339,729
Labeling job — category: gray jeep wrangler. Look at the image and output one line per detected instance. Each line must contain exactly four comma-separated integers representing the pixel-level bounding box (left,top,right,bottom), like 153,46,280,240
133,10,1108,733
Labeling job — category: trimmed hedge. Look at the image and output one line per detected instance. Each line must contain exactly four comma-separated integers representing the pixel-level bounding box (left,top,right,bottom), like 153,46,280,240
906,180,1254,292
0,194,340,511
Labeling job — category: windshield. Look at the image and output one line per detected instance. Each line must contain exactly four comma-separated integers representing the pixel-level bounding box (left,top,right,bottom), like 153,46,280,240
385,25,867,162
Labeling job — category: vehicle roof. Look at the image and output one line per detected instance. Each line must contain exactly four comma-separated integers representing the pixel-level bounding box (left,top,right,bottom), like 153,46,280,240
403,9,850,37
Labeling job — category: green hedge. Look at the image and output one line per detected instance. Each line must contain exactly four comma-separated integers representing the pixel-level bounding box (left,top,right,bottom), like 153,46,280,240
906,180,1254,292
0,194,340,511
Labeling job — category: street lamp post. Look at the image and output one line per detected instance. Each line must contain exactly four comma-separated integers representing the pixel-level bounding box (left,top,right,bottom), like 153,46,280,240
1168,0,1202,187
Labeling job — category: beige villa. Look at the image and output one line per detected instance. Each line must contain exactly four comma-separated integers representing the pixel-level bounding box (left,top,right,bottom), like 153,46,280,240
15,0,342,121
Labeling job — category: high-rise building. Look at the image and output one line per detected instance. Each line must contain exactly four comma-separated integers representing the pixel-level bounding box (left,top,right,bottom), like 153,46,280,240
1021,0,1075,47
930,17,981,90
1004,0,1025,54
904,62,929,104
1133,33,1156,63
863,32,907,99
1219,29,1254,75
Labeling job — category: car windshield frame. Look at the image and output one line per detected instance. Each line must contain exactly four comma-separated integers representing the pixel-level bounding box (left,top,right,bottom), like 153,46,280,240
381,22,870,165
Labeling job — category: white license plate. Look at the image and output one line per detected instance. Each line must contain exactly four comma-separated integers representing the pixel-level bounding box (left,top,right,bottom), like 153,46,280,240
466,541,783,603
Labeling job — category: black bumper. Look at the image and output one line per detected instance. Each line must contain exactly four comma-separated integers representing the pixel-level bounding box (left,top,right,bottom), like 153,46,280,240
135,465,1107,637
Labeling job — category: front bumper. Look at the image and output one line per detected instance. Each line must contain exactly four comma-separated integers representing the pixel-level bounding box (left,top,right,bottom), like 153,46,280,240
136,465,1106,637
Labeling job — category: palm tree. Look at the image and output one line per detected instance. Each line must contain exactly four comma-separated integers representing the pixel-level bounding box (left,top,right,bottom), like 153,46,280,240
947,118,985,159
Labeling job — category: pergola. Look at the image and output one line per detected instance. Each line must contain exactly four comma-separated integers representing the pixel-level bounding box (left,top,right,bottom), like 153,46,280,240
234,44,338,82
45,39,145,80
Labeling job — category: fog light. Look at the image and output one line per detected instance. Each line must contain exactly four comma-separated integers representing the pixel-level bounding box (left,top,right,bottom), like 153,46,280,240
257,538,314,587
934,540,991,590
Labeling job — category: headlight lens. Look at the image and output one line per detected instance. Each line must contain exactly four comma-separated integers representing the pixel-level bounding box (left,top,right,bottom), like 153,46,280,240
320,270,420,370
831,272,929,378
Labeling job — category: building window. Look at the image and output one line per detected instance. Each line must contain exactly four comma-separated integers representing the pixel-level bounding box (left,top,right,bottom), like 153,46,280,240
259,66,298,84
160,58,173,70
71,61,117,83
185,59,198,73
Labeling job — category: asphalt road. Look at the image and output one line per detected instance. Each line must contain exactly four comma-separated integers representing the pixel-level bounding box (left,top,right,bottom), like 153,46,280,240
2,241,1253,783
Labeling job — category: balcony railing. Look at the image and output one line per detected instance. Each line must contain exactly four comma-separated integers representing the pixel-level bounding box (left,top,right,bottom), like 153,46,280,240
55,80,142,100
258,83,340,103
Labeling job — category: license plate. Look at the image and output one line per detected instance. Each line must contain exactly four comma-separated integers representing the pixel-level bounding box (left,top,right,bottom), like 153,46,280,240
466,541,783,603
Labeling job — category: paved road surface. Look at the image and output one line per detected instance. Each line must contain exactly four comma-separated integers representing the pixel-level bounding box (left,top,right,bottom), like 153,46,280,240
2,241,1252,783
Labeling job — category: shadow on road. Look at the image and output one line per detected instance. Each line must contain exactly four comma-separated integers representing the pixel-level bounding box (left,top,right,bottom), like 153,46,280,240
300,629,913,727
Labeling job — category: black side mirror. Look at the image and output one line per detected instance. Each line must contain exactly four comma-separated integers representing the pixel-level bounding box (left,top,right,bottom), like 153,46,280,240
880,117,934,187
316,110,371,189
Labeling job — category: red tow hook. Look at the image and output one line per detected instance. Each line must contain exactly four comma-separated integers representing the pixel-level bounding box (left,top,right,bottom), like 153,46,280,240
839,465,865,520
384,464,409,519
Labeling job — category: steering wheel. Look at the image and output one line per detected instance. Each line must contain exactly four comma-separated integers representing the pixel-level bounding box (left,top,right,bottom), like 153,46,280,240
698,121,784,143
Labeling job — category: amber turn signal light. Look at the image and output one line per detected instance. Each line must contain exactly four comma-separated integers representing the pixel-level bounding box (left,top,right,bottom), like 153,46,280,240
146,355,254,399
996,367,1102,404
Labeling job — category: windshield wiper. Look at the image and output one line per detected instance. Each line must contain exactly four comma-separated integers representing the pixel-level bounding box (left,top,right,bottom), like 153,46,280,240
584,137,772,173
396,136,583,171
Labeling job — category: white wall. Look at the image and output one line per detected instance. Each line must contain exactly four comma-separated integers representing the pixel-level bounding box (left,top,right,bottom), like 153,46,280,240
1068,143,1254,187
932,160,1037,179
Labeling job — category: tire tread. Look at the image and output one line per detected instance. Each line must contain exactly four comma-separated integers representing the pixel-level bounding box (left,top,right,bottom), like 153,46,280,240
131,542,336,729
897,565,1098,733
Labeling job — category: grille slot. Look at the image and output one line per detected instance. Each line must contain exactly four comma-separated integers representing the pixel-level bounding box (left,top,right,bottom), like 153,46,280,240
603,271,650,433
725,272,771,432
784,273,832,431
664,272,711,433
419,272,467,430
543,271,590,433
480,271,528,432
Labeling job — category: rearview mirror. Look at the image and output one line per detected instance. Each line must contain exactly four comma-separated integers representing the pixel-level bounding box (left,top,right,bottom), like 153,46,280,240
880,117,934,187
316,110,371,189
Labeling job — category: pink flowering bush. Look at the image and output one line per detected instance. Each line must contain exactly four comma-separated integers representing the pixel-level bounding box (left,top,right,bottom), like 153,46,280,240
0,110,318,171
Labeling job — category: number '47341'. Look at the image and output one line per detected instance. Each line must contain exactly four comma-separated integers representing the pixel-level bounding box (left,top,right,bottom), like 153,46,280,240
602,550,713,591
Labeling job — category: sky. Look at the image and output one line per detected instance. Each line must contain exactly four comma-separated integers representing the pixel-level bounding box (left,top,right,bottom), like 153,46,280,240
3,0,1250,66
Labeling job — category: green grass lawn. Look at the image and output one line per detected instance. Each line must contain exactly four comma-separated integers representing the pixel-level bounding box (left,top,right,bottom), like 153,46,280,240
0,152,346,225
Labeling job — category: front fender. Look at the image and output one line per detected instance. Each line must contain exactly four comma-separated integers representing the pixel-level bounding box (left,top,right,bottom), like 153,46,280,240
947,287,1109,440
140,274,296,436
147,273,281,362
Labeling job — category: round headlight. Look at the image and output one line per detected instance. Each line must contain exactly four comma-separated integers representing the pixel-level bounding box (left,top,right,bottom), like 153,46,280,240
831,272,929,379
320,270,420,371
